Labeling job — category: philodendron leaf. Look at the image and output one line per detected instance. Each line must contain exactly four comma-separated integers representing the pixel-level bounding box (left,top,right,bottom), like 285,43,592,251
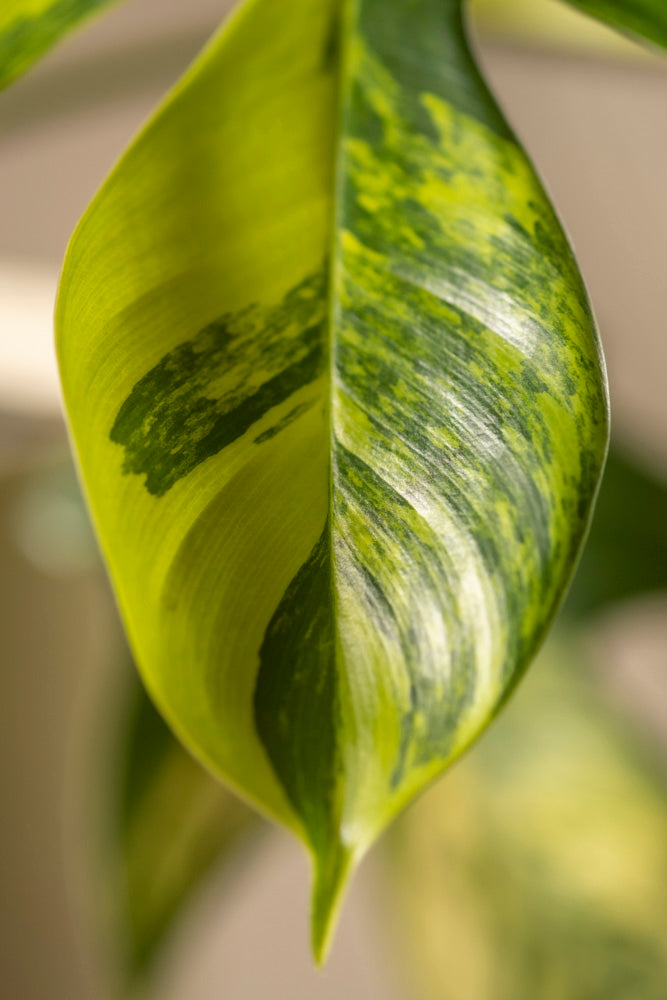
561,0,667,50
57,0,609,960
0,0,121,90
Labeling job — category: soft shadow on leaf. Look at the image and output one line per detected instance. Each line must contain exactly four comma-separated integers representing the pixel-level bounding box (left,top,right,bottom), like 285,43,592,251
0,0,121,90
385,636,667,1000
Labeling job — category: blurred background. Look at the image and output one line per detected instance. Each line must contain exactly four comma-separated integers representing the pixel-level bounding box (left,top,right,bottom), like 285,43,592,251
1,0,666,997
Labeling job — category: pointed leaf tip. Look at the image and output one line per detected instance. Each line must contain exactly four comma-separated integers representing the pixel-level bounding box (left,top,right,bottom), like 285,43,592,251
57,0,610,959
311,840,356,965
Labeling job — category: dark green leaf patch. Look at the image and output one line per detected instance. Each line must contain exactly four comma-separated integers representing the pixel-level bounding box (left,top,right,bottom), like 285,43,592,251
254,524,340,861
110,270,327,496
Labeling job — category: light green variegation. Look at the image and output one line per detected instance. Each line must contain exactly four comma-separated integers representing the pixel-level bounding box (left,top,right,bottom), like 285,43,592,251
57,0,609,959
0,0,120,90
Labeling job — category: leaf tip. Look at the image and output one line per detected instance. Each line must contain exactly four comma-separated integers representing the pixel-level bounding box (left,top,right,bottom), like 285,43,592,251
310,838,357,966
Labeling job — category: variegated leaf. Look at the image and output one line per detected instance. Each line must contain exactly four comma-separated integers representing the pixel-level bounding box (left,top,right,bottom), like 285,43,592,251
0,0,121,90
57,0,609,959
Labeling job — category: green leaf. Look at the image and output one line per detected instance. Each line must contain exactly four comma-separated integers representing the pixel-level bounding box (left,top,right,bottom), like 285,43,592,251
0,0,120,90
561,0,667,49
564,445,667,620
115,674,260,982
386,637,667,999
56,0,609,959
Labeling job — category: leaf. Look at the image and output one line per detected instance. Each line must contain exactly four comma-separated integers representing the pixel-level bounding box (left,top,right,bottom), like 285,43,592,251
56,0,609,959
386,636,667,1000
0,0,120,90
564,445,667,620
561,0,667,49
114,673,261,983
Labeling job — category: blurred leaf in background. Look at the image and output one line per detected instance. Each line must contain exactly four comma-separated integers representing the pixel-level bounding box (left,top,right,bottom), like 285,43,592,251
563,0,667,49
471,0,667,55
385,636,667,1000
111,673,261,985
0,0,121,90
564,447,667,621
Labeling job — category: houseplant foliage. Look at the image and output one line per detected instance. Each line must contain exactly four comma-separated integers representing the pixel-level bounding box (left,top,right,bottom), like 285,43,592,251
2,0,665,962
55,0,610,959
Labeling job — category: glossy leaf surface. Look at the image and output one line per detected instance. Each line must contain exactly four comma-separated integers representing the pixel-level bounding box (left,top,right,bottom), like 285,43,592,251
57,0,608,957
562,0,667,49
0,0,119,90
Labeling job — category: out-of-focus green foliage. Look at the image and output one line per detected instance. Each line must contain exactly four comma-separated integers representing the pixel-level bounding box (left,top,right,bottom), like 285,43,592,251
0,0,121,90
386,638,667,1000
563,0,667,51
471,0,667,56
565,447,667,620
114,678,260,981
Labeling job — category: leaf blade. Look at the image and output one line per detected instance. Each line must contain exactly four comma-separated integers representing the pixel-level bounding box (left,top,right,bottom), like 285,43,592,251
58,0,338,839
57,0,609,958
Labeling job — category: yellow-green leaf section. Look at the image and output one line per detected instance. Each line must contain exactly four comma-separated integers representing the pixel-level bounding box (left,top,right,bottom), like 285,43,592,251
56,0,609,961
0,0,121,90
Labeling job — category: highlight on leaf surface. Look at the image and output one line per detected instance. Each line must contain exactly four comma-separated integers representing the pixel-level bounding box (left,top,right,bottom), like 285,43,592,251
0,0,120,90
56,0,609,960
